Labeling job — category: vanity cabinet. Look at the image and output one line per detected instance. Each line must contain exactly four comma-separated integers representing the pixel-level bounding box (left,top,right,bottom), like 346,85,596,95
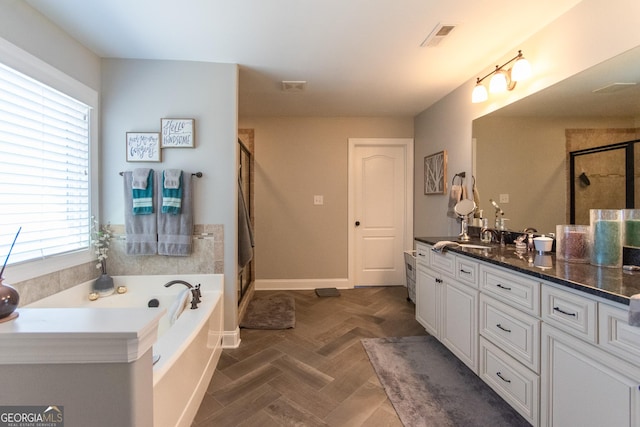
478,264,541,425
415,243,478,373
541,322,640,427
540,283,640,427
415,238,640,426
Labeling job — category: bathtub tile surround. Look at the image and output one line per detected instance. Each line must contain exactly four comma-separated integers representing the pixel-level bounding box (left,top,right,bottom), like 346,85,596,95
9,223,224,306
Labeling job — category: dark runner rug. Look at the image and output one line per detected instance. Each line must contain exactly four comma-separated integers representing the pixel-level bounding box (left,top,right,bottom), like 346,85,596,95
239,294,295,329
361,335,530,427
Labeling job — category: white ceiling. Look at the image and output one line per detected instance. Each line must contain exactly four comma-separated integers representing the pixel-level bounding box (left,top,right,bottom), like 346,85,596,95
25,0,584,117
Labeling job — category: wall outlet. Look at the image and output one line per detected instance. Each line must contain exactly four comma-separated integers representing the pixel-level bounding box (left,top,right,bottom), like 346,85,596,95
499,193,509,203
314,195,324,205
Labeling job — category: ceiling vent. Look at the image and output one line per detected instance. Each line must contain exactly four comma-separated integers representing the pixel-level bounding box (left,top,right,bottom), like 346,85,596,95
420,23,457,48
281,80,307,92
592,82,637,94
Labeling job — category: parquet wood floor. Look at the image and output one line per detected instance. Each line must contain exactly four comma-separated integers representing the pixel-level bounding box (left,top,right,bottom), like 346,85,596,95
192,286,426,426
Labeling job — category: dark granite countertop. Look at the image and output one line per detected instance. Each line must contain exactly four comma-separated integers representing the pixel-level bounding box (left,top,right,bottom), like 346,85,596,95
415,236,640,306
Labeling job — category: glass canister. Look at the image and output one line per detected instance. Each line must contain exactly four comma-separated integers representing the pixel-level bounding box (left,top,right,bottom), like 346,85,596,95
590,209,623,268
556,225,590,263
623,209,640,248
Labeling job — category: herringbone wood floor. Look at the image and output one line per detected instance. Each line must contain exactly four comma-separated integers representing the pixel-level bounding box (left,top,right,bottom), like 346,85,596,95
192,286,426,426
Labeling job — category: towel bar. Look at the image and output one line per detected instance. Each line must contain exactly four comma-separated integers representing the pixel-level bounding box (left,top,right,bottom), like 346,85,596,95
119,171,203,177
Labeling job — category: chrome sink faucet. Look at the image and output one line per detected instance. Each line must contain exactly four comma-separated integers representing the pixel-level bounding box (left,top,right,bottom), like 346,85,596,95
164,279,201,309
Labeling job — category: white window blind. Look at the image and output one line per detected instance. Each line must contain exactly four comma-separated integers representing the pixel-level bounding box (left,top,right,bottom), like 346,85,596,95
0,62,91,266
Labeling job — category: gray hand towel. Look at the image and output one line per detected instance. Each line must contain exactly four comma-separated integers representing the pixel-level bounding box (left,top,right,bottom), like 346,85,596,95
157,171,193,256
123,171,157,255
629,294,640,327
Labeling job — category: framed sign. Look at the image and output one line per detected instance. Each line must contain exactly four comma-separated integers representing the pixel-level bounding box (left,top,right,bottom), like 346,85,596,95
424,150,447,195
126,132,161,162
161,118,195,148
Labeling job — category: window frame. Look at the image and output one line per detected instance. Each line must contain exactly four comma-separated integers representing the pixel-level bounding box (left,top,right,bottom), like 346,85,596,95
0,37,99,283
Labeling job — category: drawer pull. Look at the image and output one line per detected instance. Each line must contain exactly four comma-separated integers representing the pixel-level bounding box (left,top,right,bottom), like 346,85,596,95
460,268,471,275
496,283,512,291
496,323,512,333
435,278,443,284
418,252,426,257
496,372,511,383
553,306,577,317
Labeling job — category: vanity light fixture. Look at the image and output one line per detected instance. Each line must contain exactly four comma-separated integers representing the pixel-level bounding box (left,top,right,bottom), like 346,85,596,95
472,50,531,103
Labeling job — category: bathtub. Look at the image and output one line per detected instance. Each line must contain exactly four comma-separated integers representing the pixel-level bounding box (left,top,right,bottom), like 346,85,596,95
27,274,224,427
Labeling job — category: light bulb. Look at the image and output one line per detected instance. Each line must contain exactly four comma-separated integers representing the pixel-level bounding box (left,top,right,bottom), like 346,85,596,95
489,70,508,93
511,56,531,81
472,82,488,103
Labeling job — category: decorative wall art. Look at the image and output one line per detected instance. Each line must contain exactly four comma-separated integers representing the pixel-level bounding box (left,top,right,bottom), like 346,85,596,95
424,150,447,195
126,132,161,162
161,118,195,148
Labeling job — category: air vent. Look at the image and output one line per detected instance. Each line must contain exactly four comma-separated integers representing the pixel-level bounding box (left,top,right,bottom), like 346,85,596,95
420,23,457,48
281,81,307,92
592,82,637,94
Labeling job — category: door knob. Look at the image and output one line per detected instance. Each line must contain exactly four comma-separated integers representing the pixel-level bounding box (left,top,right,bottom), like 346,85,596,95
355,221,360,226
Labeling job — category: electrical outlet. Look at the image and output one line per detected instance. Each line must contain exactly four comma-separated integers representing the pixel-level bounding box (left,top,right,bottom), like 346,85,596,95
314,195,324,205
499,193,509,203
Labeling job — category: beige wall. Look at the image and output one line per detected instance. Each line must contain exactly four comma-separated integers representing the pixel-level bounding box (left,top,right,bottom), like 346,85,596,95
414,0,640,239
238,116,413,284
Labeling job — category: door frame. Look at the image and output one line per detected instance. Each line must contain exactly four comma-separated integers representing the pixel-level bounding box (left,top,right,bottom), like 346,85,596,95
348,138,414,288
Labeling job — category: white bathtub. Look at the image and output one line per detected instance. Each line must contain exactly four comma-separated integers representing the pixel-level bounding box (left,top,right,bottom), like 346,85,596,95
27,274,224,427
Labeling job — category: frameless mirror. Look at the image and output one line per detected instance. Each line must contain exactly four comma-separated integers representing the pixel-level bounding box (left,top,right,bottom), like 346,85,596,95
473,46,640,233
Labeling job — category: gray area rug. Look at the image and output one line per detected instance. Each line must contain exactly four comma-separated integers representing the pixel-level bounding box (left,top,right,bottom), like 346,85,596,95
239,294,295,329
361,335,530,427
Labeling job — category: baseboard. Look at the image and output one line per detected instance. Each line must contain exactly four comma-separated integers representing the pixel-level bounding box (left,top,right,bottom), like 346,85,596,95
222,327,241,348
255,278,351,291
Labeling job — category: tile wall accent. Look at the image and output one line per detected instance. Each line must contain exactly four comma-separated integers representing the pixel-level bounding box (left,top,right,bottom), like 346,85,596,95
12,224,224,306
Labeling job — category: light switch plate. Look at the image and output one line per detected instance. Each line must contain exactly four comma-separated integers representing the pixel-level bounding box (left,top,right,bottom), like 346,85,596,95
499,193,509,203
314,195,324,205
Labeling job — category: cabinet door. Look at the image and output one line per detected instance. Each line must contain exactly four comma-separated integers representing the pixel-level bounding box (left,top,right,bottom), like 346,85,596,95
442,280,478,373
541,324,640,427
416,266,440,338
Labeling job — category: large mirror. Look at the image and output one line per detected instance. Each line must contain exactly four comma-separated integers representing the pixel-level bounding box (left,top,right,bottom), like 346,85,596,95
473,46,640,234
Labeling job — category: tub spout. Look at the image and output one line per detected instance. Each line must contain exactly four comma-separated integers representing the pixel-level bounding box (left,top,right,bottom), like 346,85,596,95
164,279,200,309
164,279,193,289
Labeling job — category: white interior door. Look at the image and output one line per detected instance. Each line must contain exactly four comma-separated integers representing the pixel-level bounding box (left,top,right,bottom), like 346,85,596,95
349,138,413,287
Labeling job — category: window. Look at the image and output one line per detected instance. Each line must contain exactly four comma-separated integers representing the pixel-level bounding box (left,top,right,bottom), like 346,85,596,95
0,39,97,279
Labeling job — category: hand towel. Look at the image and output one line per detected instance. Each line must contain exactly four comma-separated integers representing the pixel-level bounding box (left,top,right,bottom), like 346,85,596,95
132,169,154,215
132,168,151,189
157,171,193,256
162,169,183,214
169,288,190,325
629,294,640,326
238,176,255,268
472,176,481,217
123,171,157,255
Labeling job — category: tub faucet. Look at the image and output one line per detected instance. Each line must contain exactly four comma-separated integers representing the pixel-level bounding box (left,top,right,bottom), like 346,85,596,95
164,280,200,309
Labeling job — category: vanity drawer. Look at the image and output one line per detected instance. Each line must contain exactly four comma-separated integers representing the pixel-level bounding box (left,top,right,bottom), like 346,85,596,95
598,302,640,364
541,284,597,343
480,294,540,373
456,256,479,288
415,243,430,267
480,265,540,316
479,336,539,426
429,248,456,277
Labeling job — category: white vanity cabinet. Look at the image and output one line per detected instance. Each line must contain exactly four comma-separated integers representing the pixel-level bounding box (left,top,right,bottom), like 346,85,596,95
415,239,640,426
478,264,541,426
415,243,478,373
540,284,640,427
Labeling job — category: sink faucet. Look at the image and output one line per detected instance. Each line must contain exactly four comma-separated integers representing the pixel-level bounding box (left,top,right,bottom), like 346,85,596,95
164,279,200,309
480,227,504,246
